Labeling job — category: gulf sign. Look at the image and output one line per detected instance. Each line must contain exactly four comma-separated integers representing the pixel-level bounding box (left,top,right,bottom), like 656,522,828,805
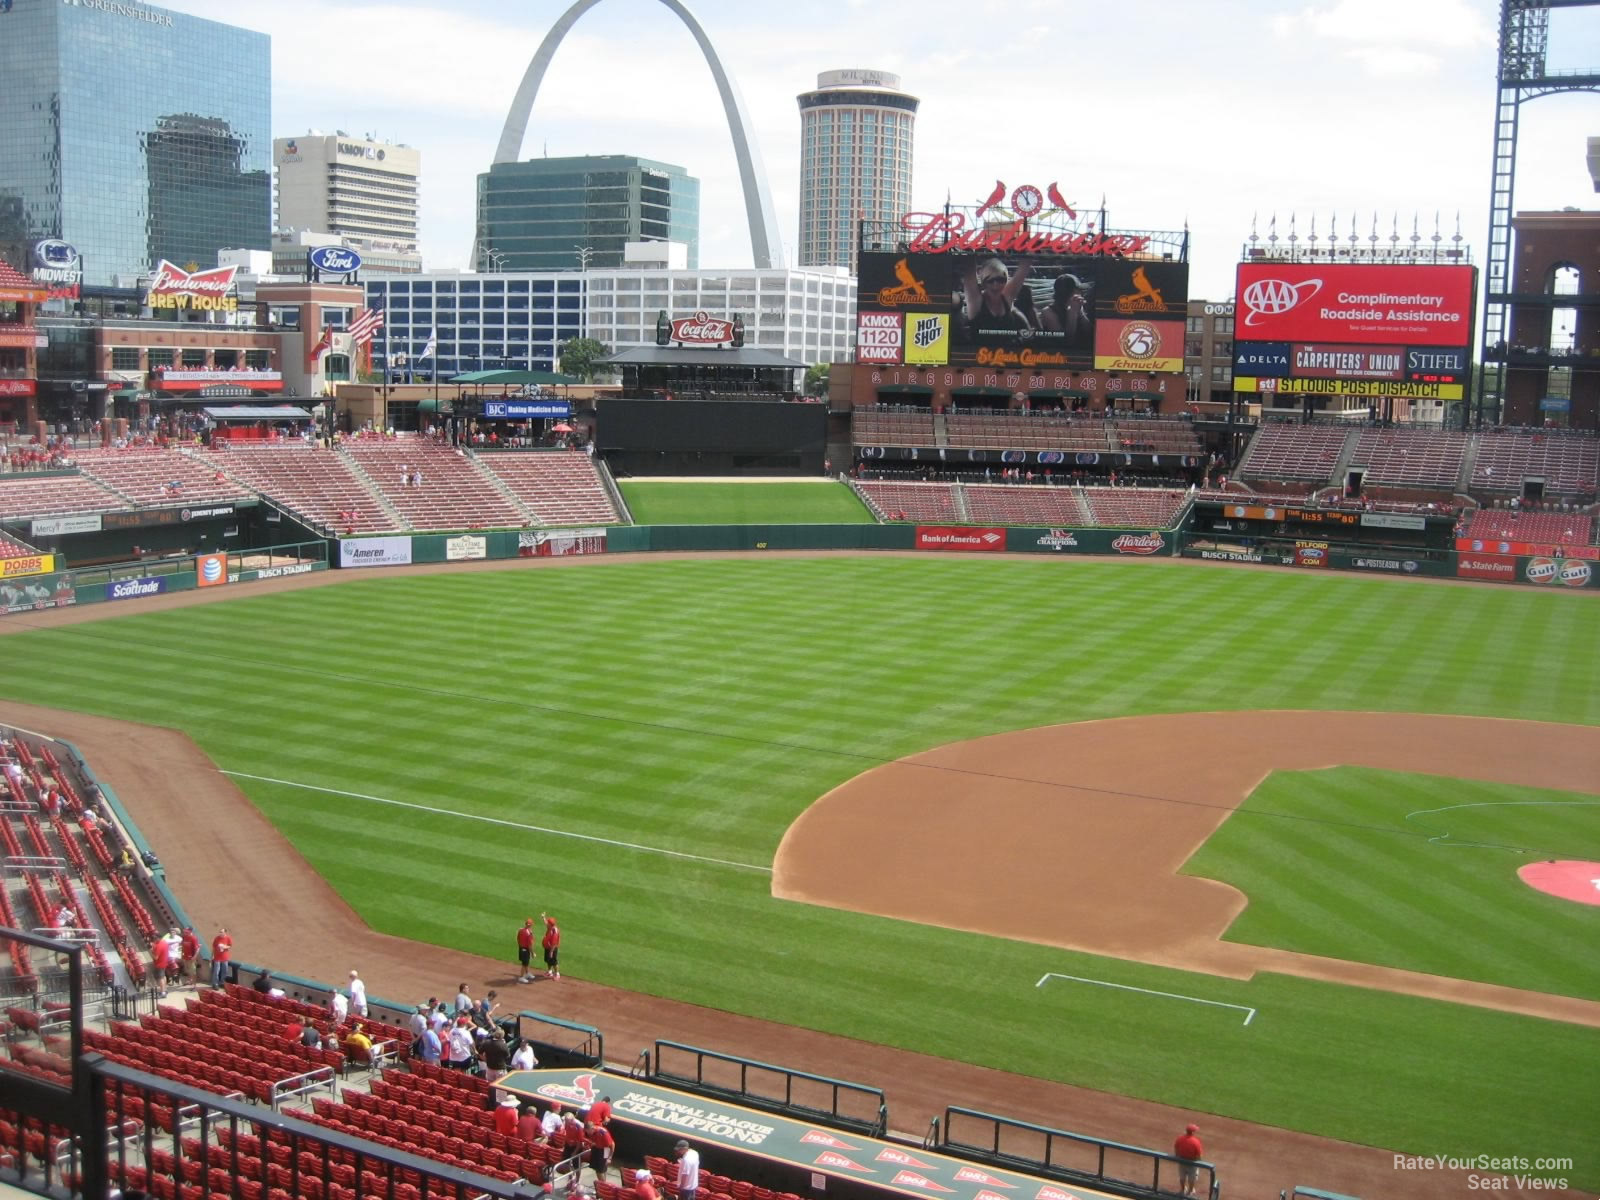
1235,263,1474,347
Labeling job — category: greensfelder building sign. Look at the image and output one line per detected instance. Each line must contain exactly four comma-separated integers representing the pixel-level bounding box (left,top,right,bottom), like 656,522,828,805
496,1070,1122,1200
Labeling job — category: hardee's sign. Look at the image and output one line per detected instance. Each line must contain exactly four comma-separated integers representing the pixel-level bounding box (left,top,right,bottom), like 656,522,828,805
145,261,240,312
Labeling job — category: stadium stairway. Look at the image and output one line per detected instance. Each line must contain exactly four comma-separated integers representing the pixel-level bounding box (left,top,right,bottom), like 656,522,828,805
1328,429,1362,488
933,411,950,449
333,453,410,532
1456,437,1482,494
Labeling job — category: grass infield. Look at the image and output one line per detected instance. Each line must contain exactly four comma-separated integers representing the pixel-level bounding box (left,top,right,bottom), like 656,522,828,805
618,480,875,525
0,557,1595,1179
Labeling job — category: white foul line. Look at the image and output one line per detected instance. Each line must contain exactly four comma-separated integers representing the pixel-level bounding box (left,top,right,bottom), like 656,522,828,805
1036,972,1257,1026
221,771,772,874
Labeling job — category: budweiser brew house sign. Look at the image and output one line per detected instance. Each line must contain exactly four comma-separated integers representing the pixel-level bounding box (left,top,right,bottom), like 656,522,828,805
145,261,241,312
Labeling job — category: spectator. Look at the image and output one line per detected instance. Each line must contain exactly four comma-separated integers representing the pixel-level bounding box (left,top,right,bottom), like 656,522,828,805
516,917,536,983
495,1094,522,1137
455,982,473,1015
251,969,274,995
445,1015,476,1071
479,1026,510,1081
511,1038,539,1072
586,1120,615,1181
540,1102,564,1142
407,1002,430,1052
588,1095,612,1126
635,1171,659,1200
179,927,200,981
343,1023,374,1067
348,969,368,1018
209,928,232,989
329,988,349,1024
1174,1123,1204,1198
674,1140,701,1200
541,913,561,980
516,1101,543,1144
417,1022,442,1066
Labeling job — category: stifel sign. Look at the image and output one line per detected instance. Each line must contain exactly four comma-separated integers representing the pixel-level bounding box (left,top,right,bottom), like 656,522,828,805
145,261,240,312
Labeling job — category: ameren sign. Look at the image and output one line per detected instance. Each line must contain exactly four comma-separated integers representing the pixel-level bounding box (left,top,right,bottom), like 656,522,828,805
1235,376,1464,400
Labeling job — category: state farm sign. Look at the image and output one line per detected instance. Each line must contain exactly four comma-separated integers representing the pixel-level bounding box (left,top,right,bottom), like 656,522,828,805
145,260,240,312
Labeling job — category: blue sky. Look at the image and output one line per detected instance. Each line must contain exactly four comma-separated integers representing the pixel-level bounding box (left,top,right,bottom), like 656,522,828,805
158,0,1596,299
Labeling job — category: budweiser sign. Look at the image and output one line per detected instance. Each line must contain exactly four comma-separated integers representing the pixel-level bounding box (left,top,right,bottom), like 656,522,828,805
1111,532,1166,555
898,213,1149,258
669,310,735,345
146,260,240,312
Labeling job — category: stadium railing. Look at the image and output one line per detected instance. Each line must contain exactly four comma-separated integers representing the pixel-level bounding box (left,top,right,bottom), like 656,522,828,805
936,1105,1218,1200
648,1039,887,1138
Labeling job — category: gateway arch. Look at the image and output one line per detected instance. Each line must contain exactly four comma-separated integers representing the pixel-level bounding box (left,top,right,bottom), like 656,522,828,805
494,0,786,269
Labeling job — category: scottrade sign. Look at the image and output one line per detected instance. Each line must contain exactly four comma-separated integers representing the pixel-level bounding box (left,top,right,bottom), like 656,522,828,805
1235,262,1475,347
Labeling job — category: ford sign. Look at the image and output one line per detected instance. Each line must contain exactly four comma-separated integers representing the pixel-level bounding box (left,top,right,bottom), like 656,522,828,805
308,246,363,275
34,239,80,268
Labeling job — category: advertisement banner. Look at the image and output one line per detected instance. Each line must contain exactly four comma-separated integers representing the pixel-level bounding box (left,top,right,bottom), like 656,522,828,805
1523,556,1593,588
1456,553,1518,582
1335,554,1426,576
1110,532,1167,556
0,378,38,398
1,554,55,578
858,252,1188,370
1235,262,1475,347
903,312,950,365
194,552,229,588
856,312,903,364
107,576,168,601
482,400,573,419
517,529,609,557
914,526,1006,552
340,537,413,568
1293,540,1330,568
31,514,102,537
145,261,240,313
1290,344,1405,381
1093,319,1185,372
154,369,283,392
0,573,76,616
446,535,487,561
1235,376,1464,400
1360,512,1428,531
1233,342,1290,377
1456,537,1599,561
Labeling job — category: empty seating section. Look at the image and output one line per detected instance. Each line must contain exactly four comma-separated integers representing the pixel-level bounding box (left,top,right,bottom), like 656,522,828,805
210,445,393,533
476,451,621,525
855,482,958,522
851,407,935,446
0,532,38,558
964,486,1090,525
0,472,127,518
1239,425,1350,483
1109,420,1202,455
1348,428,1467,490
1471,433,1600,498
946,412,1111,451
1082,488,1188,527
1462,510,1597,548
73,448,254,508
342,440,525,530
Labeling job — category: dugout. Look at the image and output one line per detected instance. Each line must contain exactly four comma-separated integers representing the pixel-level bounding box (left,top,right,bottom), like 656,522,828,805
598,396,827,476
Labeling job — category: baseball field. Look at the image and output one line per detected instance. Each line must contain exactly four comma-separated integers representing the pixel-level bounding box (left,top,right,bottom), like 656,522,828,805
0,552,1595,1190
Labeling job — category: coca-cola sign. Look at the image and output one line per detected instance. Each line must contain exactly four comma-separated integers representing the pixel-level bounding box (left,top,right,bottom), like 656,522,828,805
1111,532,1166,555
669,310,734,345
145,260,239,312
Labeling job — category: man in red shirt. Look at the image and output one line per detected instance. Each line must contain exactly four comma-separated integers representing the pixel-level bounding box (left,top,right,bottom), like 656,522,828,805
1173,1123,1204,1198
494,1095,521,1137
517,917,536,983
585,1120,615,1181
179,928,200,983
587,1095,612,1126
210,928,232,989
541,913,561,980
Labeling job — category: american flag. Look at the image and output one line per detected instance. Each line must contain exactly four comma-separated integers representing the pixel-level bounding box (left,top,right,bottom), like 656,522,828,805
347,306,385,346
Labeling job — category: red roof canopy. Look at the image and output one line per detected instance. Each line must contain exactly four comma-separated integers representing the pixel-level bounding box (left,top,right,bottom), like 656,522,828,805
0,259,47,304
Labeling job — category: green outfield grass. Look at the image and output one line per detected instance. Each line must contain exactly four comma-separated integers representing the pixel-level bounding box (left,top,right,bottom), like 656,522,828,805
619,480,875,525
1183,767,1600,999
0,558,1596,1180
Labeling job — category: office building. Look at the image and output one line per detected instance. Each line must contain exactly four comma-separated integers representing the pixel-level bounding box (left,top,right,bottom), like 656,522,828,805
274,132,421,268
796,70,917,272
473,155,699,273
365,251,853,381
0,0,270,286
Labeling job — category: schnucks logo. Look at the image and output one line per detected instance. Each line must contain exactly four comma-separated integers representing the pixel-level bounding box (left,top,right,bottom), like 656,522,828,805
1111,532,1165,555
1241,277,1323,325
309,246,363,274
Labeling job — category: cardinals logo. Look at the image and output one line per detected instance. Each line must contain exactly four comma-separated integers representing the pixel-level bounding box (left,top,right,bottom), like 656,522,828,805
877,258,931,306
1115,266,1167,313
975,181,1077,222
535,1072,599,1106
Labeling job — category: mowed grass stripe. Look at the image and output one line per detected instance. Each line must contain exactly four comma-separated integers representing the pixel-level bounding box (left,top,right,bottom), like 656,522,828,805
2,558,1597,1179
619,481,875,525
1186,767,1600,998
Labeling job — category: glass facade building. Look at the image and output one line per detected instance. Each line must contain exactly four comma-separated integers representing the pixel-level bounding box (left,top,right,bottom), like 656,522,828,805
0,0,270,287
474,156,699,272
366,265,854,380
